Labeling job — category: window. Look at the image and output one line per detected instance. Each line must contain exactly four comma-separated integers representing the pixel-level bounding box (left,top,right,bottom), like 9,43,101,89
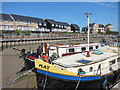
16,20,19,23
24,21,27,24
28,21,31,24
52,24,54,26
81,47,86,51
44,23,46,26
117,57,120,62
96,46,99,49
56,24,58,27
69,48,74,53
9,20,12,23
109,59,115,66
64,26,66,28
89,47,93,50
39,23,42,26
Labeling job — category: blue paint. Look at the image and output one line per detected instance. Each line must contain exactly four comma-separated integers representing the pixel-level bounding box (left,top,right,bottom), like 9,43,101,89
37,69,99,81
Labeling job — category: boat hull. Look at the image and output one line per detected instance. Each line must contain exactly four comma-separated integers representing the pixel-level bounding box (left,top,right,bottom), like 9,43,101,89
36,69,120,90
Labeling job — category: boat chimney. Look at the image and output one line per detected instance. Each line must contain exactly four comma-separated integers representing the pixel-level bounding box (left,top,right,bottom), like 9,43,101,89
44,43,48,54
87,51,90,57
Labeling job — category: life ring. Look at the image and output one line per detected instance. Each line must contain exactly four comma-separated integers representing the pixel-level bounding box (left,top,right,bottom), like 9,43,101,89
42,54,48,63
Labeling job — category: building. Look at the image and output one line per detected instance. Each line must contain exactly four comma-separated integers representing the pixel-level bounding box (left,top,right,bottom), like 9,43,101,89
105,24,113,31
45,19,71,32
81,23,99,34
71,24,80,32
0,13,13,30
81,27,87,33
0,13,48,32
98,24,105,33
89,23,99,34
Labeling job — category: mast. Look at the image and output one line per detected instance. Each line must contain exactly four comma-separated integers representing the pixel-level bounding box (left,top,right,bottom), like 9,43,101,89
81,12,92,56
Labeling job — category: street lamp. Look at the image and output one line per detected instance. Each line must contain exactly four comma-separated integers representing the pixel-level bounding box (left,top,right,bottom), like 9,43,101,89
81,12,92,52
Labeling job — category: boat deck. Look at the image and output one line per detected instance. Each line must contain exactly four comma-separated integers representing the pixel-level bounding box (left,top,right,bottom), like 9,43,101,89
53,51,117,68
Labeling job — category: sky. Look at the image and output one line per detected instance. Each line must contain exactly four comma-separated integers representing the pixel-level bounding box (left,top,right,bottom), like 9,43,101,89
1,2,118,31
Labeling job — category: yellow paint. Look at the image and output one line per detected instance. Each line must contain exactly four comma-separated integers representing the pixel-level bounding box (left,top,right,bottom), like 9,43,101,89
35,59,101,77
35,59,78,76
35,59,117,78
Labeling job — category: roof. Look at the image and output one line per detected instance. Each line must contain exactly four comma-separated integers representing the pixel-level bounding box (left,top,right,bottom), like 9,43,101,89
71,24,80,30
11,14,46,23
105,24,112,27
46,19,69,26
1,13,12,21
89,23,96,27
99,24,104,27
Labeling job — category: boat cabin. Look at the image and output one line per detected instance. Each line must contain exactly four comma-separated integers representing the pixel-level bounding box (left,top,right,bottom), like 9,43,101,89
47,43,100,58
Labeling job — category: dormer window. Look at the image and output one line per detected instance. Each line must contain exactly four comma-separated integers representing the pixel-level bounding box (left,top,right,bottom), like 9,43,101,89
39,23,42,26
56,24,58,27
64,26,66,28
52,24,54,26
59,25,61,27
44,23,46,26
62,26,63,28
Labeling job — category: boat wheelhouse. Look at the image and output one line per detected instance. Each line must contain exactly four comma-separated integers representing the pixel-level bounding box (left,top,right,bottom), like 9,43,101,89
47,43,100,58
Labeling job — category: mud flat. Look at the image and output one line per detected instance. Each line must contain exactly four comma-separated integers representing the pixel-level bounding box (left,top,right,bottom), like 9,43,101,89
2,44,39,89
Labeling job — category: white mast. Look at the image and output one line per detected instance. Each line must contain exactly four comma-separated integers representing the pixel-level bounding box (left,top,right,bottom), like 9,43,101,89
81,13,92,51
87,14,90,51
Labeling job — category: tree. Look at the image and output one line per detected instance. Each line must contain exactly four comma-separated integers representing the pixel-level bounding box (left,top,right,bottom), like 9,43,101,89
106,29,111,35
97,31,104,35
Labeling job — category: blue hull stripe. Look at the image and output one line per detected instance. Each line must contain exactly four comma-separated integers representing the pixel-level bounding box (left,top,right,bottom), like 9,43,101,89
37,69,99,81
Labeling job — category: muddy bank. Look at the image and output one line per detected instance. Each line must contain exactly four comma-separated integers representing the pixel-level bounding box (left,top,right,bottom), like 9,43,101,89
2,44,39,88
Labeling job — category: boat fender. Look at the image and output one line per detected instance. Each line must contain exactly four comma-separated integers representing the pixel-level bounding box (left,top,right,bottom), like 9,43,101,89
42,54,48,63
77,68,86,75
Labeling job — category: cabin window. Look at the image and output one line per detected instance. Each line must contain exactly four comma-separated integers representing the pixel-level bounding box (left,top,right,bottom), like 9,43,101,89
89,47,93,50
96,46,99,49
69,48,74,53
109,59,115,66
81,47,86,51
117,57,120,62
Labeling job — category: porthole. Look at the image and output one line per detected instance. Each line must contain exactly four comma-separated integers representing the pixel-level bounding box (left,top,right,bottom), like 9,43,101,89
89,67,93,72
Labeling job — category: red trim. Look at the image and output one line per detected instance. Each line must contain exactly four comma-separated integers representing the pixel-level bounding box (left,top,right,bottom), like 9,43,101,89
49,44,100,48
28,55,38,60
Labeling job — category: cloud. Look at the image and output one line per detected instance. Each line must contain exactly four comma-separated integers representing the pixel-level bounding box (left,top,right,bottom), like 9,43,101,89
93,2,118,8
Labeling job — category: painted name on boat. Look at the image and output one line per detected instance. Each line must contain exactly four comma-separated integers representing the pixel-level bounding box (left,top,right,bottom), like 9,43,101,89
39,64,50,70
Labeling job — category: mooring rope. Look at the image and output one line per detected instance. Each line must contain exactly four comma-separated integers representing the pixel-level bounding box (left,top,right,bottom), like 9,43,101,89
43,66,49,90
75,75,81,90
109,74,120,89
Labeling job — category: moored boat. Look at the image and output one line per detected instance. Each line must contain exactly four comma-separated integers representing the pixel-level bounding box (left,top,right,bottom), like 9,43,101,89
15,42,120,90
